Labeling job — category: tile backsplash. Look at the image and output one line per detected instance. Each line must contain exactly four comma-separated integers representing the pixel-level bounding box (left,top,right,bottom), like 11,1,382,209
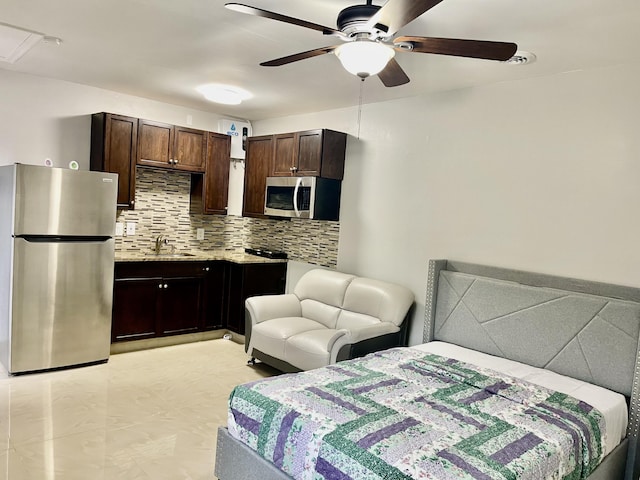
115,167,339,268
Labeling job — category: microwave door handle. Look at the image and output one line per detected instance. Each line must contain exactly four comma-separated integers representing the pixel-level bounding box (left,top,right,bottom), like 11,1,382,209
293,177,302,217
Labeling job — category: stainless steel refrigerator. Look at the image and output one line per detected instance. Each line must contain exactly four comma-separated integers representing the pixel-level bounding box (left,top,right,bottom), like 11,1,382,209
0,164,118,374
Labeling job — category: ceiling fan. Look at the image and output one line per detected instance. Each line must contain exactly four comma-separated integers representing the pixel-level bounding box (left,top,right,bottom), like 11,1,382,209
225,0,518,87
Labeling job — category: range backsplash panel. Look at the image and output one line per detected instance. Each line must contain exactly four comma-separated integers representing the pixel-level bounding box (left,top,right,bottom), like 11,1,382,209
115,167,339,268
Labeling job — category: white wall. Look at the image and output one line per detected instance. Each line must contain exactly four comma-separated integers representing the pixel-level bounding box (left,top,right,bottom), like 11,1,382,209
0,69,229,170
254,62,640,345
3,64,640,346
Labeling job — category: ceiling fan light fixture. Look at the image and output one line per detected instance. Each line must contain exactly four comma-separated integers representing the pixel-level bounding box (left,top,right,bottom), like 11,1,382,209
334,40,395,78
196,83,252,105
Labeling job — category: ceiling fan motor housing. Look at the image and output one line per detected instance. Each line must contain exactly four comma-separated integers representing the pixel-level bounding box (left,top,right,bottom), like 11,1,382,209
337,4,381,37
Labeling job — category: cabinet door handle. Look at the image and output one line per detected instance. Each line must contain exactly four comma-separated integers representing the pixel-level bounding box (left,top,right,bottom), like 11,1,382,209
158,283,163,289
164,283,168,289
174,159,179,164
168,159,174,165
203,267,210,271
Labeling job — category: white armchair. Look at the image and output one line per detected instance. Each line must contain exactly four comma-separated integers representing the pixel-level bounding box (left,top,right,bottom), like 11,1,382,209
244,269,414,372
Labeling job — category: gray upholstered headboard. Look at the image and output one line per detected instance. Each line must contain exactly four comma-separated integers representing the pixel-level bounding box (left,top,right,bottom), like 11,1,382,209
424,260,640,397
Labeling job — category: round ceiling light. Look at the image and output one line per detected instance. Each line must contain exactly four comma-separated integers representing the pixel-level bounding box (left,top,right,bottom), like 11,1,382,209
196,84,253,105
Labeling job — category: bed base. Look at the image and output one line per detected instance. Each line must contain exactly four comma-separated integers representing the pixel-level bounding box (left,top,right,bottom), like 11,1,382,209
215,426,291,480
215,426,627,480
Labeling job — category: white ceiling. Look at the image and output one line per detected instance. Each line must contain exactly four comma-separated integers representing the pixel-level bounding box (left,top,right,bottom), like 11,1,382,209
1,0,638,120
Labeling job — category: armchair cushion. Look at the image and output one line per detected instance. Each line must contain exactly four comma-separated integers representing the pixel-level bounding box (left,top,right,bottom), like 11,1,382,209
245,269,414,372
250,317,326,360
342,277,413,326
294,270,355,305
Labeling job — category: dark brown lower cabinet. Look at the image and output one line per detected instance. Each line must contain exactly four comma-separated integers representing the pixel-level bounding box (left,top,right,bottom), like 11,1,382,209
157,275,203,336
112,276,159,341
226,262,287,335
203,261,228,330
112,261,208,342
112,260,286,341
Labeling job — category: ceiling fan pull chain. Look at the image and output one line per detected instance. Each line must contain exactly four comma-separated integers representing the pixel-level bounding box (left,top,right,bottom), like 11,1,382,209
357,78,365,140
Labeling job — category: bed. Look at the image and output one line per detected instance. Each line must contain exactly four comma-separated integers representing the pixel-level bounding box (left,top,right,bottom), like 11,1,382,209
215,260,640,480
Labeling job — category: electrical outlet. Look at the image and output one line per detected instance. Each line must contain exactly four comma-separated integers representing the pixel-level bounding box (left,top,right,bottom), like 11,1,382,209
126,222,136,236
196,228,205,240
115,222,124,236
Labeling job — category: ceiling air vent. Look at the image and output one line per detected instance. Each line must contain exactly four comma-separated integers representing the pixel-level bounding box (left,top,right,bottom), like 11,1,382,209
0,22,44,64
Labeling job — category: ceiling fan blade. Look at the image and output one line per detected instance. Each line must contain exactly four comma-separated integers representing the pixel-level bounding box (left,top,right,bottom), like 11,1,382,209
225,3,342,36
260,46,337,67
377,58,410,87
395,36,518,61
366,0,444,36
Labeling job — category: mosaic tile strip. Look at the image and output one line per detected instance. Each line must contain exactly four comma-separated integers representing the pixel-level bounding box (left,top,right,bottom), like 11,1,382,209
114,167,339,267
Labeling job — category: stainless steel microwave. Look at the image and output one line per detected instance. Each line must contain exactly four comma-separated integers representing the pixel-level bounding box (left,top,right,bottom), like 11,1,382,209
264,176,341,220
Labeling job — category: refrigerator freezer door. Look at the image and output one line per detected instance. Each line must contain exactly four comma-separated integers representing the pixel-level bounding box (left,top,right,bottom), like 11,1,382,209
13,164,118,237
10,237,115,373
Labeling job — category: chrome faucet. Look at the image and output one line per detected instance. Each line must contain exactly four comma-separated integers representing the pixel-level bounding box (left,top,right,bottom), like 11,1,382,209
154,234,166,254
154,234,175,255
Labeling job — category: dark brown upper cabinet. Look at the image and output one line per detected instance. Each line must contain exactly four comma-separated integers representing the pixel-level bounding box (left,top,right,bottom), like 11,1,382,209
270,129,347,180
242,135,274,219
271,132,296,177
90,112,138,209
190,132,231,215
137,119,206,173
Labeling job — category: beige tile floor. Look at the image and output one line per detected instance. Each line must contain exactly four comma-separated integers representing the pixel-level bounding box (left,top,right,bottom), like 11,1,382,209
0,339,278,480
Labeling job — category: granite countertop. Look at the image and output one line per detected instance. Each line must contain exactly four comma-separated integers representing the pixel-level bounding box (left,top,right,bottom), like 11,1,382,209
115,249,287,264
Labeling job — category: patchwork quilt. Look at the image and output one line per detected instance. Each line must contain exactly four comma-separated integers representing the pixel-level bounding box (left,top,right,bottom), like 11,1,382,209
227,347,605,480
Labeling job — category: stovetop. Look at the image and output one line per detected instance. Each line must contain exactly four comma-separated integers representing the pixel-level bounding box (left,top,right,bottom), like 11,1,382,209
244,248,288,259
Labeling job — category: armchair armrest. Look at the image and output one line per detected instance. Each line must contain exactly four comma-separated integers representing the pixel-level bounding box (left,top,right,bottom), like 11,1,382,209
245,294,302,326
345,322,400,344
330,322,403,364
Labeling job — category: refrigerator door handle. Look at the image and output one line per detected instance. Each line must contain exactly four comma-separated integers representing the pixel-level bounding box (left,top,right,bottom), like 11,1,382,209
16,235,113,243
